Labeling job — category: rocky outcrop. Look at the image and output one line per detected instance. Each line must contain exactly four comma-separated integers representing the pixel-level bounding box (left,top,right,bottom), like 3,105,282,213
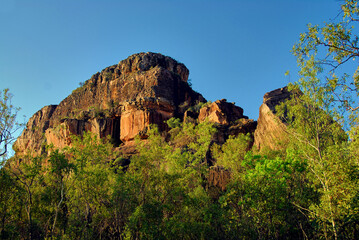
12,50,318,206
253,87,291,151
196,99,257,146
14,52,205,155
198,99,246,125
13,105,57,155
208,166,231,191
120,98,174,142
13,53,301,197
44,117,122,150
15,52,291,158
48,52,202,126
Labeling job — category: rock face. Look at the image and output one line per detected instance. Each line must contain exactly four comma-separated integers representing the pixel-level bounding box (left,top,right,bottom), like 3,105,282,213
253,87,291,151
207,166,232,199
198,99,245,125
13,53,297,194
14,52,290,158
13,105,57,155
14,52,205,155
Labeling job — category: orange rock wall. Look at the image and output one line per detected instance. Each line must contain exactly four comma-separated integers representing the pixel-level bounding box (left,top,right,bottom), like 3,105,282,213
14,53,204,155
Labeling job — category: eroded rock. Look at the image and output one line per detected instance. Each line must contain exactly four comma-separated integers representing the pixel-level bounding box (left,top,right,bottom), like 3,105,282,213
14,52,205,155
13,105,57,155
253,87,291,151
198,99,246,125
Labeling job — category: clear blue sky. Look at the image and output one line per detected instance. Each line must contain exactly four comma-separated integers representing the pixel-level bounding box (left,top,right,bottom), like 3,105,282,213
0,0,341,125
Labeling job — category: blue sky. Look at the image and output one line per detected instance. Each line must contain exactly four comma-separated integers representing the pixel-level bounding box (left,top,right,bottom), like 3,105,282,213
0,0,341,125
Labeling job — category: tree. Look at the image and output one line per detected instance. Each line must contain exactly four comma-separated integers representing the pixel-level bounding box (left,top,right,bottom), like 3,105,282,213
212,133,252,178
212,134,313,239
63,132,118,239
287,1,359,238
9,156,44,240
0,167,21,239
119,121,237,239
292,0,359,119
0,89,22,160
42,150,75,238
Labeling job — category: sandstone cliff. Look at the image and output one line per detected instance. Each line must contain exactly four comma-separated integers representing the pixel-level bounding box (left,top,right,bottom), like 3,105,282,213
14,53,205,155
13,53,296,196
14,52,290,159
253,87,290,151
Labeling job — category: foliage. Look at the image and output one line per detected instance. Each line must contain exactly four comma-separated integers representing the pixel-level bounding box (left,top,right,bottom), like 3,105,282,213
166,117,181,129
0,113,358,240
122,122,219,239
219,150,313,239
286,1,359,239
276,83,359,239
212,134,251,177
292,0,359,124
0,89,23,161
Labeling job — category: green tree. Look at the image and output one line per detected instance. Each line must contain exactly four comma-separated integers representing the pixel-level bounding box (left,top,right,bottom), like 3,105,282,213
279,71,358,239
8,156,44,240
213,135,313,239
287,1,359,238
0,167,22,239
123,121,223,239
40,150,75,238
292,0,359,122
212,133,252,178
63,132,118,239
0,89,22,161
